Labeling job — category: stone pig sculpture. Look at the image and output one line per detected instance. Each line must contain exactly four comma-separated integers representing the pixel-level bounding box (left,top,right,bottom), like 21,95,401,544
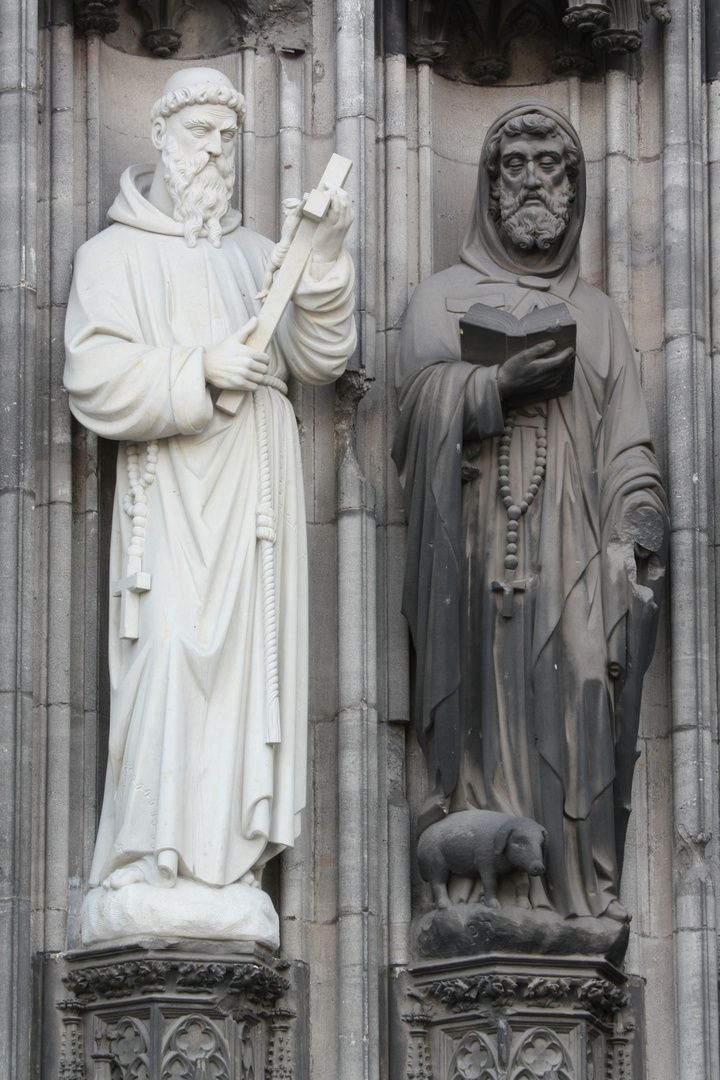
417,809,547,910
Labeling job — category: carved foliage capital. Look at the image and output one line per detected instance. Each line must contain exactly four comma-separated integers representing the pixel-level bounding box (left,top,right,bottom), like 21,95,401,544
63,958,290,1010
576,978,630,1021
421,973,629,1021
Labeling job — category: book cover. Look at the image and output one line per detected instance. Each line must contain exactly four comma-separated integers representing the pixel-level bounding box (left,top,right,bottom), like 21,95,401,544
459,301,576,409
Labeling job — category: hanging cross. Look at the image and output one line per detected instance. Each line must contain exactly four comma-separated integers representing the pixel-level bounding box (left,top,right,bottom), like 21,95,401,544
113,555,152,641
492,569,526,618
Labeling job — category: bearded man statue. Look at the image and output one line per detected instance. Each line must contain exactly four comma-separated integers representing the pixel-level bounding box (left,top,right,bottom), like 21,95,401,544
393,100,668,950
64,69,356,946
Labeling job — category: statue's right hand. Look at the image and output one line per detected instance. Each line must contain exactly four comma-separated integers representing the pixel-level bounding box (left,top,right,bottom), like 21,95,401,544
496,340,575,403
203,316,270,391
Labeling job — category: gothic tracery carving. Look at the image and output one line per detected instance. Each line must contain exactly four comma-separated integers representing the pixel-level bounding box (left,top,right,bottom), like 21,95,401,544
509,1028,574,1080
449,1031,500,1080
105,1017,152,1080
162,1015,231,1080
406,0,671,84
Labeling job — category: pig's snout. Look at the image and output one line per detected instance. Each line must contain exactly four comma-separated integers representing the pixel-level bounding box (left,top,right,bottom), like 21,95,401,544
507,831,546,877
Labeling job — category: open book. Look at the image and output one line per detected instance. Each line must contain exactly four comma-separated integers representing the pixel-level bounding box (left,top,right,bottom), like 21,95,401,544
459,302,576,410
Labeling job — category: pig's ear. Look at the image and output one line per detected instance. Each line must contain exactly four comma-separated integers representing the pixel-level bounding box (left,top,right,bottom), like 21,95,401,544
493,821,515,855
541,828,549,857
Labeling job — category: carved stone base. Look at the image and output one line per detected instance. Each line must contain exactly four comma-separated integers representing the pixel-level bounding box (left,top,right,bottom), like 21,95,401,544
414,904,629,966
44,944,306,1079
390,955,644,1080
81,878,279,950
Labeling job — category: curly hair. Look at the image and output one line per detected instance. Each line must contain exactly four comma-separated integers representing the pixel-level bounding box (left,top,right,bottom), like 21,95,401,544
150,84,246,126
482,113,580,184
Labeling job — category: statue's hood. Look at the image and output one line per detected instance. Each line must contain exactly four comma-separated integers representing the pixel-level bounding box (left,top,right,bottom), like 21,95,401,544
107,164,242,237
460,99,586,285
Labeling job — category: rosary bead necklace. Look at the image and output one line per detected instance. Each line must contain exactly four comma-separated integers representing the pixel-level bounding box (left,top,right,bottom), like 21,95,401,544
492,416,547,617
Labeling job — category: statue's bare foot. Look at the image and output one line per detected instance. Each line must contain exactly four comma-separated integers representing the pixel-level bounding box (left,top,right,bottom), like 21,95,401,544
605,899,631,923
104,862,147,890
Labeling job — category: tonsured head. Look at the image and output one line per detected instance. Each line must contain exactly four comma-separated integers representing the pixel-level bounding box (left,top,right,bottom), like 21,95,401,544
150,69,246,248
483,112,580,255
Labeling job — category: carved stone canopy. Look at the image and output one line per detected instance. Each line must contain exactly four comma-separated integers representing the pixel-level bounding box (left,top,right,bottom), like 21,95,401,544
72,0,311,57
407,0,671,83
135,0,195,56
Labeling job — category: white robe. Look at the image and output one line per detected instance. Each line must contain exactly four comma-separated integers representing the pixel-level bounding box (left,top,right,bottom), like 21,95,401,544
64,166,356,888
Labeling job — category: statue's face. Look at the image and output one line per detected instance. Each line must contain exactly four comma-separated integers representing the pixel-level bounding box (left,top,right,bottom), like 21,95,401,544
158,102,238,248
494,130,574,253
163,103,238,164
498,131,567,203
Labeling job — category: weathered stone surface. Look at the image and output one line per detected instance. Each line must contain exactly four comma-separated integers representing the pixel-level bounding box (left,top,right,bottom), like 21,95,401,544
81,879,281,950
414,904,630,966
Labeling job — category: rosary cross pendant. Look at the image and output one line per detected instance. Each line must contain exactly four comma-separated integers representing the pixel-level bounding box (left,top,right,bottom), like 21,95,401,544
113,555,152,640
492,567,526,618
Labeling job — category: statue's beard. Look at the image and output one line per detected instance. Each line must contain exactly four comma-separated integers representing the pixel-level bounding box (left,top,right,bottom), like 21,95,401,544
162,137,235,249
492,180,574,252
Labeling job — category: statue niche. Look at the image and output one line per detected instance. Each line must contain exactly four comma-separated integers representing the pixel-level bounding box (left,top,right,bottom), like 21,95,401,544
392,100,668,962
64,68,356,947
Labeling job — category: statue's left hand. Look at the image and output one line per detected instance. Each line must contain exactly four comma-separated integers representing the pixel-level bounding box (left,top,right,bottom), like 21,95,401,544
309,187,353,273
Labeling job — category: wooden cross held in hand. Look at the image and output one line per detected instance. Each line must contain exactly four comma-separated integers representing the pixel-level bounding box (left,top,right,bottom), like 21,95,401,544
113,555,152,640
492,569,526,618
215,153,353,416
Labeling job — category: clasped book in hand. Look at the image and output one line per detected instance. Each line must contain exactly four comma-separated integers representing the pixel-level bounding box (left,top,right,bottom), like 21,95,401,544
459,302,576,410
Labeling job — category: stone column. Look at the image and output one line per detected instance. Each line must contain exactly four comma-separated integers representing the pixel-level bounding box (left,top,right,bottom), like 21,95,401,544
663,3,720,1078
415,61,433,285
36,0,76,961
334,0,380,1073
0,1,38,1078
605,60,632,328
279,51,305,205
241,46,257,231
379,40,413,980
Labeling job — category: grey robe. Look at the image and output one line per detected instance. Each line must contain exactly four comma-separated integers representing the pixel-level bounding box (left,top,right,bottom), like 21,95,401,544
393,101,668,918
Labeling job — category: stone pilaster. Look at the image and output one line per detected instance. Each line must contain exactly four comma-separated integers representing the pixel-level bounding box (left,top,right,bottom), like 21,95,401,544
663,3,720,1078
0,1,39,1078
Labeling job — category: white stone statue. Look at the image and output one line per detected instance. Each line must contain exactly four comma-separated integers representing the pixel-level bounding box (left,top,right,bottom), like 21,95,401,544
64,68,356,947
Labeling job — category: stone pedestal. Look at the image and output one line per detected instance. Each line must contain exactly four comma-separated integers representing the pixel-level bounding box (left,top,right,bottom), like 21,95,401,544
390,955,644,1080
44,944,306,1079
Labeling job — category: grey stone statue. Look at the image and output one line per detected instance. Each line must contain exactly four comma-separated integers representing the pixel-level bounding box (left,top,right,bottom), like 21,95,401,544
392,100,668,948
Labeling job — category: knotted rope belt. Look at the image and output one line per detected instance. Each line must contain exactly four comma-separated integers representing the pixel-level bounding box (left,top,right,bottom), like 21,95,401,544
254,372,288,745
